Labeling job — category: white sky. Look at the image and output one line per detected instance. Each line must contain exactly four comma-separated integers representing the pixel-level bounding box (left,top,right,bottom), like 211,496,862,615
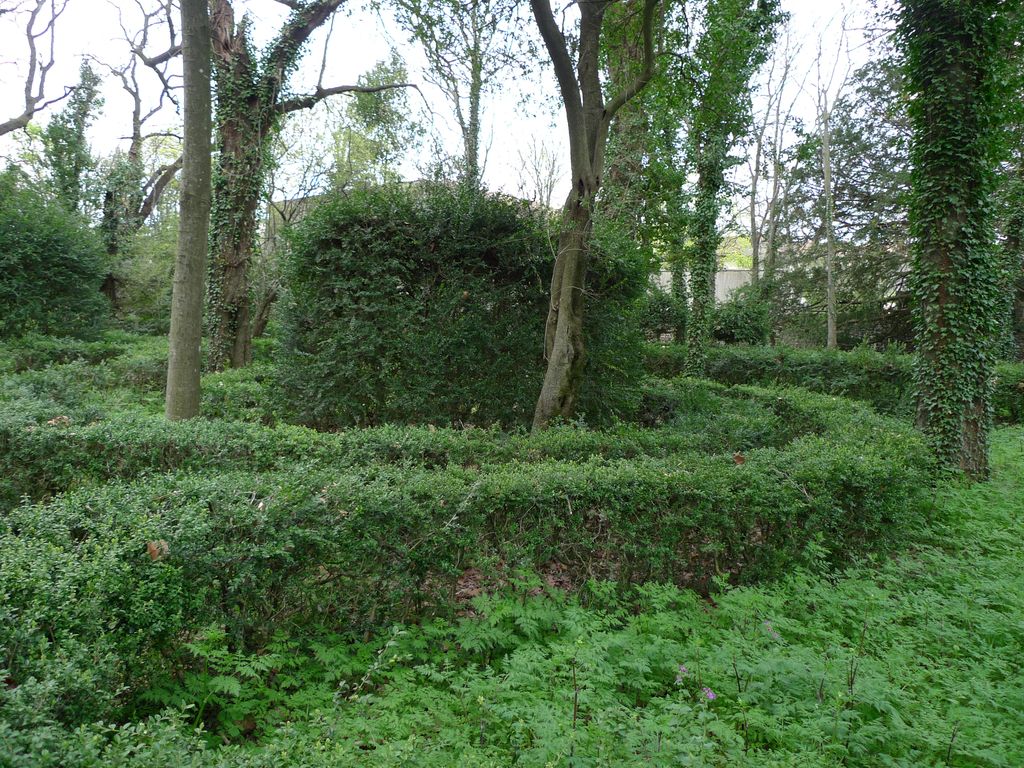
0,0,877,204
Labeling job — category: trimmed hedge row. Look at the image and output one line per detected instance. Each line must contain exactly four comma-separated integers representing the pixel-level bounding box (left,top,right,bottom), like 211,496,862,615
645,343,1024,423
2,392,931,727
0,379,859,509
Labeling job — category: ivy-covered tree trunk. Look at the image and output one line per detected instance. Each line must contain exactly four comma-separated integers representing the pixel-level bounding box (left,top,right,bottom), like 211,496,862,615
208,113,265,368
684,157,725,376
1003,157,1024,360
680,0,779,375
206,0,348,370
901,0,1007,478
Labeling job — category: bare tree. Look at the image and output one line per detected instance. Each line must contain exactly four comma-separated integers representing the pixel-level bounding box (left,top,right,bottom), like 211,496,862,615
393,0,522,185
746,24,804,282
96,0,184,257
529,0,660,429
814,19,853,349
516,136,561,209
165,0,211,420
0,0,71,136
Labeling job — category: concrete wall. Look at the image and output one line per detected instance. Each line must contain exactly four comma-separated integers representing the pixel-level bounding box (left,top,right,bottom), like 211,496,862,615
654,269,753,304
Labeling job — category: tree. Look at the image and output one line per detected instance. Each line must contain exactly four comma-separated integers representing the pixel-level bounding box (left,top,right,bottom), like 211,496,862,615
811,23,853,349
899,0,1010,477
601,1,696,343
746,24,804,284
393,0,520,185
516,137,561,209
165,0,212,421
0,0,71,136
41,60,102,213
767,54,913,347
683,0,780,376
528,0,660,429
206,0,414,370
95,0,184,259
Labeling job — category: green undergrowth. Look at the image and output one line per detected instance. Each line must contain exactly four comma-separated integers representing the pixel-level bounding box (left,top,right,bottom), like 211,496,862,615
645,343,1024,424
2,429,1020,767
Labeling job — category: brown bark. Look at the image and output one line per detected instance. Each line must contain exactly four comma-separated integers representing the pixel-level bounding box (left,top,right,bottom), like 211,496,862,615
165,0,212,420
529,0,659,430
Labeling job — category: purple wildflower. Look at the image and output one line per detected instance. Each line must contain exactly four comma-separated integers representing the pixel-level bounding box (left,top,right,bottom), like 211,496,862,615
675,664,689,684
763,620,782,641
701,687,716,701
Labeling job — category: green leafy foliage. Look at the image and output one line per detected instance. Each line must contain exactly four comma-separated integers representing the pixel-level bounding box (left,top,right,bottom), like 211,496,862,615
681,0,782,375
711,286,771,345
41,61,103,214
637,286,687,341
278,184,647,428
0,169,108,339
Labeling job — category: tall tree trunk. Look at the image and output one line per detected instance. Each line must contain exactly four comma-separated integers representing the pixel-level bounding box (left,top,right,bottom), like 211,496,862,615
764,160,780,279
208,116,264,369
528,0,659,430
821,105,838,349
165,0,212,420
464,21,483,185
749,138,763,283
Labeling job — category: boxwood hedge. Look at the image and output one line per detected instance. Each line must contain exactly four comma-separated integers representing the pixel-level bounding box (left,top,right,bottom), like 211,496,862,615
645,343,1024,424
0,339,936,736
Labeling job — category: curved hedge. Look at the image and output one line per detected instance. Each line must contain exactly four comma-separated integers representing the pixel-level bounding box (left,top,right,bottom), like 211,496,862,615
1,377,910,510
645,342,1024,424
1,380,931,728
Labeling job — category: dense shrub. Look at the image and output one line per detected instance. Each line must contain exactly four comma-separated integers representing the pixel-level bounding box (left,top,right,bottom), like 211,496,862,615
0,169,108,339
0,333,129,374
712,285,772,345
277,184,647,428
645,342,1024,423
637,285,687,341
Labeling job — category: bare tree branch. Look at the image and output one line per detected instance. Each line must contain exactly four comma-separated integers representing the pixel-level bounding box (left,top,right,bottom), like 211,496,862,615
0,0,71,136
277,82,420,115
